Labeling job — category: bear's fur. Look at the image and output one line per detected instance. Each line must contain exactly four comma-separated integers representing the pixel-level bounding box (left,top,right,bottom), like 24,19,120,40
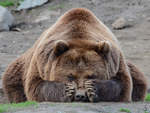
2,8,147,103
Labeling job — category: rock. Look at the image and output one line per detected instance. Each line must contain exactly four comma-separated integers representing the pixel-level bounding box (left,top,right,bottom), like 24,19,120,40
10,27,21,32
89,0,99,5
35,10,60,23
147,17,150,22
0,79,8,104
0,79,3,96
17,0,48,11
0,80,2,89
0,6,14,31
112,17,130,30
148,89,150,93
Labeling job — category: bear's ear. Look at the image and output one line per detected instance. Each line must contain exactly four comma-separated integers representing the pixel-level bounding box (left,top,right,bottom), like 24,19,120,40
95,41,111,54
53,40,69,57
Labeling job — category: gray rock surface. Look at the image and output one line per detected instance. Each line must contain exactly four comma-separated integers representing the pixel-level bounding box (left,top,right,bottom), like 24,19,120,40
147,17,150,22
17,0,48,10
0,6,14,31
0,79,2,89
0,79,4,103
0,80,2,94
0,79,8,103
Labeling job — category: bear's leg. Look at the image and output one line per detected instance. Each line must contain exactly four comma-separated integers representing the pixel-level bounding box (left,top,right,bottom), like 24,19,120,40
85,62,147,102
85,61,147,102
25,63,75,102
85,79,122,102
2,58,27,103
115,55,133,102
127,62,148,101
25,76,74,102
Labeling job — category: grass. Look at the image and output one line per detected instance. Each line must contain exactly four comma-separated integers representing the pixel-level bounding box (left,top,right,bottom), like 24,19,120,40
0,0,24,7
0,101,37,113
145,93,150,102
0,0,14,7
144,111,149,113
120,108,131,113
49,3,66,10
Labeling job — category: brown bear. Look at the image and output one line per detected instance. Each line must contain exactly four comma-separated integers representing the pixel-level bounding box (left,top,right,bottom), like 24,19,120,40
2,8,147,103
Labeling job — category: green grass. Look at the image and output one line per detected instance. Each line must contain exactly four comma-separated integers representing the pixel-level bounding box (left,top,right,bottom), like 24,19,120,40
49,3,66,10
0,0,14,7
0,0,24,7
0,101,37,113
120,108,131,113
145,93,150,102
144,111,149,113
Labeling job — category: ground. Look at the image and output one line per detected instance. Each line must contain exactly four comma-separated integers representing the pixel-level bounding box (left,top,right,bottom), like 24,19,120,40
2,102,150,113
0,0,150,112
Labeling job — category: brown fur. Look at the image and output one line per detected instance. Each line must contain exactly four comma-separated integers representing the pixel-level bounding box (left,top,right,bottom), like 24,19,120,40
93,62,148,102
127,62,148,101
2,8,147,103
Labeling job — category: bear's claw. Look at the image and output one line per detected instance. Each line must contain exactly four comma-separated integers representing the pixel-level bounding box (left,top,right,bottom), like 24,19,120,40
85,80,98,102
65,83,75,101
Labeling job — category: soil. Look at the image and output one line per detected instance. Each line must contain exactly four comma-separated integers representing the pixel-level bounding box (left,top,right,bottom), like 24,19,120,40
0,0,150,112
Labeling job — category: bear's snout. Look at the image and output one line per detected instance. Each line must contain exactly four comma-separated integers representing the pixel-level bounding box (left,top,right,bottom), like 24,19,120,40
75,89,88,102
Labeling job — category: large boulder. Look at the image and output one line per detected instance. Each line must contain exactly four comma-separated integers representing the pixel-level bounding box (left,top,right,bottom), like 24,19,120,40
0,6,14,31
17,0,48,10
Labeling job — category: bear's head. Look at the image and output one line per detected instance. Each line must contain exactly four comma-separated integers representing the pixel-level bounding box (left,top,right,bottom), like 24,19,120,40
51,40,111,82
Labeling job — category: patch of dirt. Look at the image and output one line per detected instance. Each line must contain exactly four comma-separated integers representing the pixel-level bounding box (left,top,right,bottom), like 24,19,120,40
0,0,150,111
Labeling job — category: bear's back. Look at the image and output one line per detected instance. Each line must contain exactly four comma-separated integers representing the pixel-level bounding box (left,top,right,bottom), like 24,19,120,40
36,8,119,49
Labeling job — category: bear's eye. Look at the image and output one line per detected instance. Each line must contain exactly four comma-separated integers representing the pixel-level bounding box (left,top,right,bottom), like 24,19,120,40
86,74,97,79
67,75,76,81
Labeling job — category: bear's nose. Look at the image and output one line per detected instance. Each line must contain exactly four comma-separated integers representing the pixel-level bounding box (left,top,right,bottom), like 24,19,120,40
75,89,87,102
